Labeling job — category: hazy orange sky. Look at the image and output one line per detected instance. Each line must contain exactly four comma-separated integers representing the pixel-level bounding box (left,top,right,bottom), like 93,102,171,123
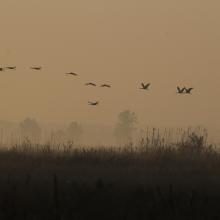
0,0,220,135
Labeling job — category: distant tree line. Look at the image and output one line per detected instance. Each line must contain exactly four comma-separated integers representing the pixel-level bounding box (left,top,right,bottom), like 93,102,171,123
19,110,138,144
19,118,83,144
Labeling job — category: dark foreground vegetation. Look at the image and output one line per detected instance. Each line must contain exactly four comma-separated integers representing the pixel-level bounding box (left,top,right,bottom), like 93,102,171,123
0,129,220,219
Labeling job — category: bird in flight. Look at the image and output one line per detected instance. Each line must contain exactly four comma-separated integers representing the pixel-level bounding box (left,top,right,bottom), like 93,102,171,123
185,87,194,94
140,83,151,90
85,82,96,86
6,66,16,70
65,72,78,76
100,84,111,88
30,66,42,70
177,86,186,94
88,101,99,106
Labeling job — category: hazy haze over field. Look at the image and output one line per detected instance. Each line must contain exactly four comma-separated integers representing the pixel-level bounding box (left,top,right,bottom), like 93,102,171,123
0,0,220,140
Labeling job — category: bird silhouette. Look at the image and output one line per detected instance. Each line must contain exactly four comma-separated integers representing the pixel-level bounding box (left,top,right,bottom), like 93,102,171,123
85,82,96,86
140,83,150,90
185,87,194,94
65,72,78,76
177,86,186,94
6,66,16,70
88,101,99,106
30,66,42,70
100,84,111,88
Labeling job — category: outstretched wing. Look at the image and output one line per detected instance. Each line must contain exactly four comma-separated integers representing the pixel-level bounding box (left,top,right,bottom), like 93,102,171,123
85,83,95,86
6,66,16,70
66,72,77,76
88,101,98,105
101,84,111,87
146,83,150,88
31,67,41,70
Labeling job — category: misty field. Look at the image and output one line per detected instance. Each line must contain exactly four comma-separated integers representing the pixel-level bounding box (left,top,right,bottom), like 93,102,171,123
0,129,220,219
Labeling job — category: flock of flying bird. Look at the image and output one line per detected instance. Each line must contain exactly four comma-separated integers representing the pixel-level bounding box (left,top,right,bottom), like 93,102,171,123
0,66,194,106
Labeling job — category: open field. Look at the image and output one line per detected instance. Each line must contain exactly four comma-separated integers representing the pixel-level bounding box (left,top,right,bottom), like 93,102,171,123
0,130,219,219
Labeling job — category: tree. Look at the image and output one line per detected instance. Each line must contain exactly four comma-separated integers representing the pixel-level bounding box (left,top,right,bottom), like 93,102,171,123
20,118,41,143
51,129,66,144
66,122,83,143
114,110,137,144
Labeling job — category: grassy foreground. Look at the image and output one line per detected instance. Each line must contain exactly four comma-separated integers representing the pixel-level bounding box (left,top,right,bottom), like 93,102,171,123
0,131,219,219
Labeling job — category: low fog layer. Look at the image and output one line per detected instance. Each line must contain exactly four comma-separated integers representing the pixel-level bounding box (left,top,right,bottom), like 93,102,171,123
0,110,218,147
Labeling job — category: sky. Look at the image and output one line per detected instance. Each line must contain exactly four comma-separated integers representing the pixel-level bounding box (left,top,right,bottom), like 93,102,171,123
0,0,220,139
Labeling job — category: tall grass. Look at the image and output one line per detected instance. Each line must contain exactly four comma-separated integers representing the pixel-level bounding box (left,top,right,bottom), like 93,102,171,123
0,127,218,219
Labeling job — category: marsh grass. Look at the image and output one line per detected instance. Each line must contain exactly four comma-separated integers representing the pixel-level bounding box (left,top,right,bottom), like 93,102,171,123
0,127,219,219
